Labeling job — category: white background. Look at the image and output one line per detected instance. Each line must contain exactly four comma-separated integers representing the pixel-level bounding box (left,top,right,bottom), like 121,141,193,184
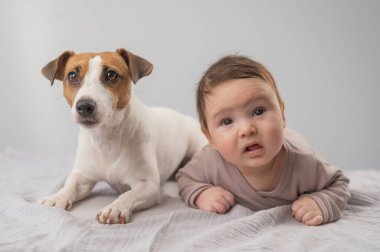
0,0,379,170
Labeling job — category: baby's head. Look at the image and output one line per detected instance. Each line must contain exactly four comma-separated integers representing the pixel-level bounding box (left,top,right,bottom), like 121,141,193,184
196,55,286,170
196,55,284,134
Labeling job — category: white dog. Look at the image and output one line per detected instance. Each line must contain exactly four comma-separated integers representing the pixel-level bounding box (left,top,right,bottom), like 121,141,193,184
38,48,206,224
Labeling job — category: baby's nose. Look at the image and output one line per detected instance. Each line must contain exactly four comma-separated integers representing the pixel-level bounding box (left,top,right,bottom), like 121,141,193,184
238,120,257,138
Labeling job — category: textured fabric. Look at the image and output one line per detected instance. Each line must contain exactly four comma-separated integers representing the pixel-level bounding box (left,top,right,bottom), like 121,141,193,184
1,148,379,251
176,128,350,224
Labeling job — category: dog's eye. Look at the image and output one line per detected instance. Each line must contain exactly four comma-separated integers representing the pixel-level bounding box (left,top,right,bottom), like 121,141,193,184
67,71,79,84
105,70,118,82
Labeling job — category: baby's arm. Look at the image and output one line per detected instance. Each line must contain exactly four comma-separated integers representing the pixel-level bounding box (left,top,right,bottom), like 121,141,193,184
195,186,235,214
285,129,350,225
176,146,235,212
291,196,323,226
306,169,350,224
296,157,350,225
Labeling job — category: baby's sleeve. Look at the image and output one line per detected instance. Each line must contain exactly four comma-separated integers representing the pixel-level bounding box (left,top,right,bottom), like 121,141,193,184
175,146,217,208
306,154,350,224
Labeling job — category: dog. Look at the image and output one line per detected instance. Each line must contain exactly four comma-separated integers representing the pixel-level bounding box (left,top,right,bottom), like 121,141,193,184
38,48,206,224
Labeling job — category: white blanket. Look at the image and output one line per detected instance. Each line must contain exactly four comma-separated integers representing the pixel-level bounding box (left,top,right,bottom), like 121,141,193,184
1,148,379,251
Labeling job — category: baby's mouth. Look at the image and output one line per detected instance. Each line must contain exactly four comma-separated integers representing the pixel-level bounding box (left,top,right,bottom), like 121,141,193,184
245,144,262,152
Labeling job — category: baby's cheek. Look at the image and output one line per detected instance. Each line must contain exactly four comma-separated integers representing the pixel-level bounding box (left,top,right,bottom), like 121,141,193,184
218,145,236,164
270,121,284,141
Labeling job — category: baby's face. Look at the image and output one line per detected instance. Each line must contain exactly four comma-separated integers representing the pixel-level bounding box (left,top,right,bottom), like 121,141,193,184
203,78,285,173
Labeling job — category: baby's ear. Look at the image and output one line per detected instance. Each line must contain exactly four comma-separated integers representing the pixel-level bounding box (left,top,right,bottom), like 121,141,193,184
281,101,286,128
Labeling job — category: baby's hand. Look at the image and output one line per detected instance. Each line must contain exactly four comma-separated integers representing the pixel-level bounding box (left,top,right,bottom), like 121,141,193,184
291,196,323,226
195,186,235,214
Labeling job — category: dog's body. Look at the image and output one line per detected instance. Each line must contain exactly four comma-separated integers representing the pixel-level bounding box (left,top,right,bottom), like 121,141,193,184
39,49,206,224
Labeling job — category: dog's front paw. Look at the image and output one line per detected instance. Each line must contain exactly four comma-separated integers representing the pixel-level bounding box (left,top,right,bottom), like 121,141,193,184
38,195,73,210
96,203,131,224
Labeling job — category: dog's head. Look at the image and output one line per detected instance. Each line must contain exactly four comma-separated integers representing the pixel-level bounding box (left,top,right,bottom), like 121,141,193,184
42,49,153,128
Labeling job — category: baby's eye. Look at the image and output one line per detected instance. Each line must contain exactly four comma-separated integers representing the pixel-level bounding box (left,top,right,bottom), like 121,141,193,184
253,107,265,116
221,118,233,126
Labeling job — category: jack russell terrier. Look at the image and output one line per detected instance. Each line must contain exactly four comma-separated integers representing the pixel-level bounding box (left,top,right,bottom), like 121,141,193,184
38,48,206,224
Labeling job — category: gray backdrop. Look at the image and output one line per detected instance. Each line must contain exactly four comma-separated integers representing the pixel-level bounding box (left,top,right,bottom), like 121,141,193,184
0,0,379,170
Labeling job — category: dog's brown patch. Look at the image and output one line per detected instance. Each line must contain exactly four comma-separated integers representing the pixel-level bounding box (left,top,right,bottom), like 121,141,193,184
98,52,132,110
62,53,92,107
61,53,132,109
43,49,152,109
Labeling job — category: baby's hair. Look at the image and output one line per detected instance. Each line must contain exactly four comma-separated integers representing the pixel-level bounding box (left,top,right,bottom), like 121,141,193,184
196,55,283,132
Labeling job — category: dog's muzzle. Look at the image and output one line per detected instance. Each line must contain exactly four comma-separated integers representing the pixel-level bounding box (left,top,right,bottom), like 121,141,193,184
75,99,99,126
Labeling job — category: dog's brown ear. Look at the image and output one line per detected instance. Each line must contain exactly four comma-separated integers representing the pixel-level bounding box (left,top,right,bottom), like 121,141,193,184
42,51,75,86
116,48,153,84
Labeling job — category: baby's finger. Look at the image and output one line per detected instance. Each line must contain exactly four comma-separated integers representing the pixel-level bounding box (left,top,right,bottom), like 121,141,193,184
301,211,316,224
214,201,229,214
294,207,307,221
222,191,235,206
305,215,323,226
291,201,303,215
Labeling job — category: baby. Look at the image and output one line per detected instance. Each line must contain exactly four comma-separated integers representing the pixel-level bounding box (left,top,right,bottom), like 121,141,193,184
176,55,350,226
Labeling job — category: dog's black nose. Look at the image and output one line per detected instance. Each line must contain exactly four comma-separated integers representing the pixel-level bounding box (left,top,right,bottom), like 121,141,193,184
76,99,96,118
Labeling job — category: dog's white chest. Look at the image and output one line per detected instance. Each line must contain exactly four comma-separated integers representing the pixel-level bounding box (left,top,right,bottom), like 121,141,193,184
75,125,127,180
